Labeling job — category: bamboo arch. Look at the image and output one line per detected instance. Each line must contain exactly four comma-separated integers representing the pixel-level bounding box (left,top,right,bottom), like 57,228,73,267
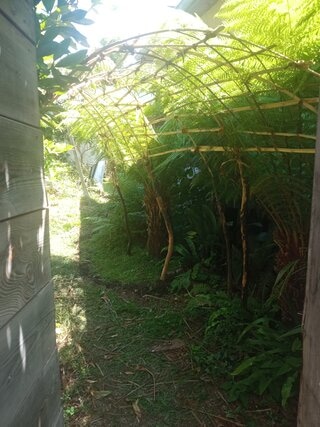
64,27,319,285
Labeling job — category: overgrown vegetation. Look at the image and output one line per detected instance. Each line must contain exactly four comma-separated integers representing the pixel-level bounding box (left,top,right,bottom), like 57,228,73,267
50,165,296,425
68,168,302,412
41,0,320,422
80,186,161,285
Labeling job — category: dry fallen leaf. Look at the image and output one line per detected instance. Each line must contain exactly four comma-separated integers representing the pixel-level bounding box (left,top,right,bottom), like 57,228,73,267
101,295,110,303
91,390,112,399
151,339,185,352
132,399,142,422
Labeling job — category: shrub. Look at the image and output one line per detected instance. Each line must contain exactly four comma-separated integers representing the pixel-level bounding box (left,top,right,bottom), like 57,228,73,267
224,318,301,407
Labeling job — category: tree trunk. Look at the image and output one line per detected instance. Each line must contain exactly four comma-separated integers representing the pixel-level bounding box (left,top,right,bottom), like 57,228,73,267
298,101,320,426
145,159,174,281
237,157,248,301
144,184,165,258
156,195,174,281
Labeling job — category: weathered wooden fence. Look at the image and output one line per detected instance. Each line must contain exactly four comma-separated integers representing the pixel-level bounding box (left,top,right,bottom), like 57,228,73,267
0,1,63,425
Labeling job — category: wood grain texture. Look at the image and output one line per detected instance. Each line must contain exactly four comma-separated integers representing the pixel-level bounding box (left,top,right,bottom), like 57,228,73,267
11,352,63,427
0,0,35,42
0,282,61,426
0,117,47,221
53,408,65,427
298,102,320,425
0,209,51,328
0,12,39,126
0,3,62,424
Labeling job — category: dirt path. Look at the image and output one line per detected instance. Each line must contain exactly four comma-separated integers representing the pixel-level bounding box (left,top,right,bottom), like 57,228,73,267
49,184,291,427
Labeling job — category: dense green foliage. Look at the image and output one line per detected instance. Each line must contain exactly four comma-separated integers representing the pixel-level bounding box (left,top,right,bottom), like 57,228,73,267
35,0,95,114
81,178,162,285
45,0,320,412
35,0,99,163
218,0,320,60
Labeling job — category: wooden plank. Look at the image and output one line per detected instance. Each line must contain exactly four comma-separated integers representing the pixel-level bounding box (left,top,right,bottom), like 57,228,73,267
0,282,61,426
11,352,63,427
0,117,46,221
53,408,65,427
0,0,35,42
0,209,51,328
298,102,320,425
0,13,39,126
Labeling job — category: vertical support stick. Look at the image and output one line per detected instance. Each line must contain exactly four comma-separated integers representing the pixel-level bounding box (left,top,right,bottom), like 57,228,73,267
237,157,248,301
156,195,174,281
145,159,173,281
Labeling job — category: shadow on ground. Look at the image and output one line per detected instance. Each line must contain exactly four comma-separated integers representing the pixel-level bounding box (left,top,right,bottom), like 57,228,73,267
52,195,295,427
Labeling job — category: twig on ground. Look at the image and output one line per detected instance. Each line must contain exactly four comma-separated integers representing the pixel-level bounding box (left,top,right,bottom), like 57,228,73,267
182,316,193,331
124,383,146,398
245,408,272,413
154,379,201,386
191,409,205,426
197,411,244,427
205,412,219,427
127,380,142,388
211,415,244,426
142,294,169,302
93,344,108,352
136,366,156,401
95,363,104,376
216,390,230,407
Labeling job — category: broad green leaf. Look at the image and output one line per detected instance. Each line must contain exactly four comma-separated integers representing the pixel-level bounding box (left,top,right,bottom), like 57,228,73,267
279,325,301,339
75,18,95,25
275,364,295,377
291,337,302,352
53,39,72,61
237,317,270,343
274,260,298,288
258,376,273,395
56,49,88,68
62,9,87,23
38,77,62,89
43,0,55,13
37,40,60,58
281,373,298,406
286,356,302,368
44,26,88,47
231,356,257,376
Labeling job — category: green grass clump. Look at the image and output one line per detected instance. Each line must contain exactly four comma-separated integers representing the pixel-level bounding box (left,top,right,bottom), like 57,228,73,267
49,159,297,426
54,274,195,426
88,244,161,285
80,189,162,286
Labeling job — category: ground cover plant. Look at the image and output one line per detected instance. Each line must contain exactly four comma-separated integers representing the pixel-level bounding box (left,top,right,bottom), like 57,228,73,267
49,163,297,425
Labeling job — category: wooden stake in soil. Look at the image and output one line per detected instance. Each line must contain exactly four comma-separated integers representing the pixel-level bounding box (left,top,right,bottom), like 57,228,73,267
237,156,249,301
